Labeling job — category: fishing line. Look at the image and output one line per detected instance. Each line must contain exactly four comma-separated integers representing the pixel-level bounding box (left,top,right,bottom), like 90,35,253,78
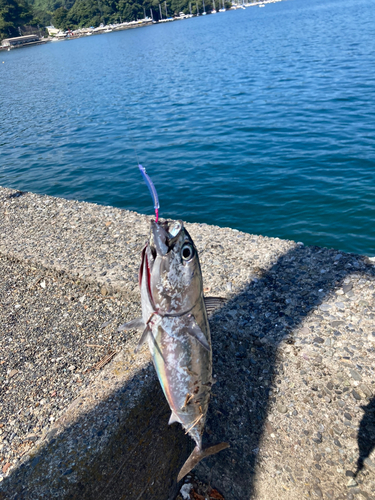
122,99,160,222
124,115,141,167
102,31,160,222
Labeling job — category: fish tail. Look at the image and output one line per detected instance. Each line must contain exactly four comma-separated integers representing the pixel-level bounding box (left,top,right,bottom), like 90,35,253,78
177,442,230,482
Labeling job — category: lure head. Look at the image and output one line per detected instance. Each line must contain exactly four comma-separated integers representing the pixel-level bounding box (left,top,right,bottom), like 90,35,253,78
140,220,203,315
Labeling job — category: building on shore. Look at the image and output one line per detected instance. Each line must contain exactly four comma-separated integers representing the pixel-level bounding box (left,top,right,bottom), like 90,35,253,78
46,26,59,36
1,35,40,48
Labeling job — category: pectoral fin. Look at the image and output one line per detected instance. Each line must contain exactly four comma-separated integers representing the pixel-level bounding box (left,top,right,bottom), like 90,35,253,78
134,325,151,353
163,316,210,351
118,317,145,332
186,319,210,351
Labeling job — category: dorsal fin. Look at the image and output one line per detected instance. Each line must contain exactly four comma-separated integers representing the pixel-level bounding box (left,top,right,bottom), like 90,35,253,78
204,296,227,315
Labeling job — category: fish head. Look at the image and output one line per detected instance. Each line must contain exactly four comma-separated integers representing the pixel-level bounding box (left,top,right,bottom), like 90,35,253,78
140,220,203,315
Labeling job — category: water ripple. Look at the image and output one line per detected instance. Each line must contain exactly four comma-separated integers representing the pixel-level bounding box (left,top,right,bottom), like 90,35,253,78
0,0,374,255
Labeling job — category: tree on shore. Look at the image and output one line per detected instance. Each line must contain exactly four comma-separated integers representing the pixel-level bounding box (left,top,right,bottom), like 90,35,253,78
0,0,233,40
52,5,69,28
0,0,36,39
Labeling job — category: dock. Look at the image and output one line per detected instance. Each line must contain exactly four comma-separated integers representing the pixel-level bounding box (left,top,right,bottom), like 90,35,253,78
0,186,374,499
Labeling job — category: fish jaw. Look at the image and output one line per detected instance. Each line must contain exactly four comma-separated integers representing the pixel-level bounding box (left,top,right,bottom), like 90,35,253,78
150,220,169,255
150,219,183,256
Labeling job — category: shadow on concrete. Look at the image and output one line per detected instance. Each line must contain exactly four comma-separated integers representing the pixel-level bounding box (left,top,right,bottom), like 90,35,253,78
0,243,374,499
7,191,27,199
0,364,191,500
195,244,374,499
355,396,375,476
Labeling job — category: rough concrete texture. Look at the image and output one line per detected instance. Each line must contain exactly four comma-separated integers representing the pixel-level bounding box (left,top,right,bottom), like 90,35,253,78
0,258,189,499
1,344,189,499
0,186,375,500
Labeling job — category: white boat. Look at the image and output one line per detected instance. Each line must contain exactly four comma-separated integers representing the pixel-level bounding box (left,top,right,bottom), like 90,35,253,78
211,0,217,12
202,0,206,14
259,3,265,6
219,0,226,12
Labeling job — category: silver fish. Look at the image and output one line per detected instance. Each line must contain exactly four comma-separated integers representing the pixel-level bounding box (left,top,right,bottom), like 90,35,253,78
119,219,229,481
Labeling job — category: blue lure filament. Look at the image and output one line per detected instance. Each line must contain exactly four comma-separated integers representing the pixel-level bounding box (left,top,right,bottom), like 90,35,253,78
138,164,160,222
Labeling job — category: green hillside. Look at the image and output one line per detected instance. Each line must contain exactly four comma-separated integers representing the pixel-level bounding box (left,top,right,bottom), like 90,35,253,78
0,0,36,39
1,0,231,41
54,0,230,29
29,0,75,26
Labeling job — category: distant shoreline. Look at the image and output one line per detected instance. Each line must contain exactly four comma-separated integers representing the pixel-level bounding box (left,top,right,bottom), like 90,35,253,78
1,0,283,51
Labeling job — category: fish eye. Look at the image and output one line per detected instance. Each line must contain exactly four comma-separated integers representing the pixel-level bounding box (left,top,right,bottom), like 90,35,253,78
181,243,194,261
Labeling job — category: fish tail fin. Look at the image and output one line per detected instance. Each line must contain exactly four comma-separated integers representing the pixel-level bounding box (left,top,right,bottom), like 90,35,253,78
177,442,229,482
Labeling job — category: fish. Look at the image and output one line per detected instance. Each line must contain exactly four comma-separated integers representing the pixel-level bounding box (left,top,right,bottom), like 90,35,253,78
118,219,229,481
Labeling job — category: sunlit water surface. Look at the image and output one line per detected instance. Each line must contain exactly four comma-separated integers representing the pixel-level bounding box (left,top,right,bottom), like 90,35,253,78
1,0,375,255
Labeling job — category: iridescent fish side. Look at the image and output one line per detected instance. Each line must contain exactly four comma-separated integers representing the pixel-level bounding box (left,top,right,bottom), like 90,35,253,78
118,219,229,481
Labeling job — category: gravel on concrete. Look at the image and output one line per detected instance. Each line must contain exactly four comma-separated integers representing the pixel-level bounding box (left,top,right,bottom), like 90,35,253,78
178,240,375,500
0,255,141,479
0,186,374,500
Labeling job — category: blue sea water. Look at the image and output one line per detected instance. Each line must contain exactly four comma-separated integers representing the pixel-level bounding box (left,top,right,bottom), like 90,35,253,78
1,0,375,256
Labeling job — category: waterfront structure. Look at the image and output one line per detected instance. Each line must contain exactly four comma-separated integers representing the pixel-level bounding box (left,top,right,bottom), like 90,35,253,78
1,35,39,47
46,26,59,35
0,187,373,499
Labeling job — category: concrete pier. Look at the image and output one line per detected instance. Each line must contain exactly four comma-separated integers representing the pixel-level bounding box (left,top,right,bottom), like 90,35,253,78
0,187,374,500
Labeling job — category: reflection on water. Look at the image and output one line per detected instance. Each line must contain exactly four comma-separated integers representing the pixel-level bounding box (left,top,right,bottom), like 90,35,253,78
1,0,375,255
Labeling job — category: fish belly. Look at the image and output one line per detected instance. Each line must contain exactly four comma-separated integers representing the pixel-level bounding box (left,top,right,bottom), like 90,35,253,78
148,300,212,445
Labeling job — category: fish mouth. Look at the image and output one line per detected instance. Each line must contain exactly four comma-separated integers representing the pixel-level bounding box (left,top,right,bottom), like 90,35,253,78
140,220,184,307
139,245,155,308
150,220,183,256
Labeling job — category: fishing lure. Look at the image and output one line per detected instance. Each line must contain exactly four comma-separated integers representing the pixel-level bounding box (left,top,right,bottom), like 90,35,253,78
138,164,160,223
